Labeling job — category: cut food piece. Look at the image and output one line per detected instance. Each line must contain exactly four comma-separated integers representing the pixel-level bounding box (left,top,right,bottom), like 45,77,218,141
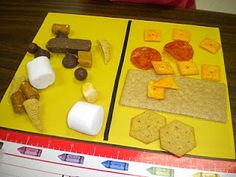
153,76,178,89
81,82,98,103
130,110,166,144
78,51,92,68
148,81,165,100
97,39,111,64
201,64,220,81
9,76,26,96
200,38,221,54
131,47,161,70
177,61,199,76
23,98,42,131
172,28,190,42
160,120,196,157
152,61,174,75
164,40,193,61
144,29,161,42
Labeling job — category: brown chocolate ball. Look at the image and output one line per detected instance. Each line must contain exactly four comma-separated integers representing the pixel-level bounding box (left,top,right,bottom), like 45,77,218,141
74,67,87,81
62,53,78,68
28,43,39,54
34,49,51,59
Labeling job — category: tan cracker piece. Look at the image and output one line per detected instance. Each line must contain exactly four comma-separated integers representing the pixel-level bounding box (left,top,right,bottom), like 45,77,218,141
201,64,220,81
200,38,221,54
160,120,196,157
120,69,227,122
97,39,111,64
177,61,199,76
172,28,190,42
144,29,161,42
9,76,26,96
152,61,174,75
130,110,166,144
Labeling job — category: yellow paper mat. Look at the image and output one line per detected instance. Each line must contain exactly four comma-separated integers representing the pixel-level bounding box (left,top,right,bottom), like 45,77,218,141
0,13,234,159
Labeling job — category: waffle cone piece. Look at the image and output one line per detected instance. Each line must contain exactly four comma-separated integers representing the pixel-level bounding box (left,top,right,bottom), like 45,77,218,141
23,98,43,131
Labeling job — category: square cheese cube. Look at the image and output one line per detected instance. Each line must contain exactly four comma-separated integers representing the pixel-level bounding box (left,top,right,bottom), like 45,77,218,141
78,51,92,67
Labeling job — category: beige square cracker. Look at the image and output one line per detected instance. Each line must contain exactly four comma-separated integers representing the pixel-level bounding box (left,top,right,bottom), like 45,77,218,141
144,29,161,42
152,61,174,75
200,38,221,54
160,120,196,157
201,64,220,81
173,29,190,42
130,110,166,144
177,61,199,76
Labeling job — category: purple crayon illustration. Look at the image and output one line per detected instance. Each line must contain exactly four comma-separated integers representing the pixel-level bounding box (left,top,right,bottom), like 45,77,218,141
58,153,84,164
17,146,42,157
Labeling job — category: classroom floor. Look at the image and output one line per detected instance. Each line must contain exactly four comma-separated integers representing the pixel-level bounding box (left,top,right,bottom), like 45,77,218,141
196,0,236,14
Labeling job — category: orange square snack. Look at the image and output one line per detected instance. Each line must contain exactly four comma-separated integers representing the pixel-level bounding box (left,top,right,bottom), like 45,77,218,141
177,61,199,76
200,38,221,54
153,76,178,89
152,61,174,75
201,64,220,81
173,28,190,42
148,81,165,100
144,29,161,42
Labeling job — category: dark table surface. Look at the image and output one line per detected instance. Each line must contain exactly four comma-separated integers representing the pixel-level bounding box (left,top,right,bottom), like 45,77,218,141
0,0,236,156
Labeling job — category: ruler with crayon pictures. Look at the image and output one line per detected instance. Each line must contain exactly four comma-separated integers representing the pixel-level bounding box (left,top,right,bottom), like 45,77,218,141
0,128,236,177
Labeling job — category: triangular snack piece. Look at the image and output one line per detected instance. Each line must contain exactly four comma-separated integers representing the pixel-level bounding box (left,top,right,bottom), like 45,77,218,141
153,76,178,89
97,39,111,64
23,98,43,131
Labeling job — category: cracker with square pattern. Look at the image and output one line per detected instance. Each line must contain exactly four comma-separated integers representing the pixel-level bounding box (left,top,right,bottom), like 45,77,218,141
201,64,220,81
148,81,165,100
152,61,174,75
130,110,166,144
177,61,199,76
144,29,161,42
160,120,196,157
200,38,221,54
173,28,190,42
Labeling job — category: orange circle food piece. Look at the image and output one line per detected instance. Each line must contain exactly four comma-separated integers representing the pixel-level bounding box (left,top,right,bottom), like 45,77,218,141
164,40,193,61
131,47,161,70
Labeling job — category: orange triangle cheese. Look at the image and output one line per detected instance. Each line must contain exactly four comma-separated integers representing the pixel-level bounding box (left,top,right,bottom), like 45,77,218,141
153,76,178,89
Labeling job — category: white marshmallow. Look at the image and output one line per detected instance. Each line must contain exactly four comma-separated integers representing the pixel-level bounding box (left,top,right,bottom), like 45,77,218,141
27,56,55,89
67,101,104,136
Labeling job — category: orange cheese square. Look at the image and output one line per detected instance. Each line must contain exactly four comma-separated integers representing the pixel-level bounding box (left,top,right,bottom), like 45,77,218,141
148,81,165,100
177,61,199,76
153,76,178,89
173,28,190,42
201,64,220,81
152,61,174,75
144,29,161,42
200,38,221,54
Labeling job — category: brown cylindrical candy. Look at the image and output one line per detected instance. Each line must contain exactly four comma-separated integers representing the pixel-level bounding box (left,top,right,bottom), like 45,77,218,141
20,81,40,100
10,90,26,113
52,24,70,36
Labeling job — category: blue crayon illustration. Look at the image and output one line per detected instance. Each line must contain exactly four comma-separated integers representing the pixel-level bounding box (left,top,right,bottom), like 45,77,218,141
58,153,84,164
102,160,129,171
17,146,42,157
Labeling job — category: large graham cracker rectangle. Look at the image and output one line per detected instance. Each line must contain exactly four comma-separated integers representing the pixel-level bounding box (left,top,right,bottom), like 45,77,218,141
120,69,227,122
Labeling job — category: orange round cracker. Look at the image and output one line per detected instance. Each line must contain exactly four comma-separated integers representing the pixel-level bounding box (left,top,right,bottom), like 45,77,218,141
131,47,161,70
164,40,193,61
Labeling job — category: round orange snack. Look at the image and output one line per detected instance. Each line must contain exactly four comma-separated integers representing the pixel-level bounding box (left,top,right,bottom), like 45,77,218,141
164,40,193,61
131,47,161,70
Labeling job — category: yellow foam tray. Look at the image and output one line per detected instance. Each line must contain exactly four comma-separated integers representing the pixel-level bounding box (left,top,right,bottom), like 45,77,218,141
0,13,234,159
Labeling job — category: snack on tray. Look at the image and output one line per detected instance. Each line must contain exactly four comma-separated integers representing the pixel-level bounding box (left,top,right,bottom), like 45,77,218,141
97,39,111,65
144,29,161,42
201,64,220,81
9,76,26,96
160,120,196,157
130,110,166,144
20,81,40,100
177,60,199,76
23,98,43,131
51,24,70,37
10,90,26,113
164,40,193,61
153,76,178,89
172,28,190,42
81,82,98,103
130,47,161,70
148,81,165,100
152,61,174,75
78,51,92,68
200,38,221,54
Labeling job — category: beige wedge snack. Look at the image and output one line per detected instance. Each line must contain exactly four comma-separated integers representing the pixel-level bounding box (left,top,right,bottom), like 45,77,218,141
9,76,26,96
23,98,43,131
97,39,111,64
